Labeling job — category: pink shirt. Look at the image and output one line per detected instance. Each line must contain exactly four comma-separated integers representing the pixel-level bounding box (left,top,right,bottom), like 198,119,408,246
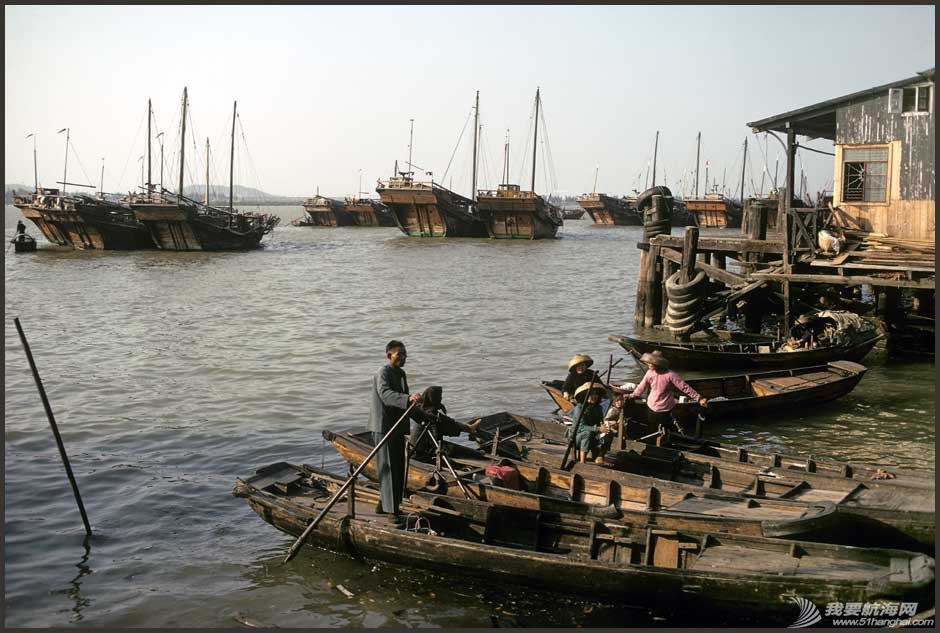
632,369,701,413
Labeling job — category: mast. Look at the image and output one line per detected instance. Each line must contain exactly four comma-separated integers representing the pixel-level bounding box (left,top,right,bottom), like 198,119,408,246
407,119,414,177
229,101,237,211
592,164,599,194
205,138,210,205
501,129,510,185
704,161,709,195
147,99,152,193
178,87,187,198
471,91,479,200
739,137,748,202
100,158,105,195
60,128,69,194
530,88,540,192
773,158,779,190
694,132,701,197
26,133,38,192
651,130,659,187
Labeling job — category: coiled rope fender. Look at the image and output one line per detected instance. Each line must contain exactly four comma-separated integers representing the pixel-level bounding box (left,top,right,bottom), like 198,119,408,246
665,269,706,336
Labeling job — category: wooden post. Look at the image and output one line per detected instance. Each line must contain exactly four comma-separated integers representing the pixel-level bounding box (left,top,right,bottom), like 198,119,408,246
645,243,663,328
635,194,671,328
782,126,796,331
680,226,699,284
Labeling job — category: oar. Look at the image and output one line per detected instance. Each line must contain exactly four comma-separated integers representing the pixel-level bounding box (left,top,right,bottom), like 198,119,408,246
283,400,418,563
598,358,622,382
559,371,598,470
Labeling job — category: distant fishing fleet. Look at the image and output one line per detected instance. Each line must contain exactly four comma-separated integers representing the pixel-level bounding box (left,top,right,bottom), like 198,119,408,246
12,87,778,251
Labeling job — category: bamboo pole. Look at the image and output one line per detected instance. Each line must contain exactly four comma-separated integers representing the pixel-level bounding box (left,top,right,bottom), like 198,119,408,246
13,318,92,541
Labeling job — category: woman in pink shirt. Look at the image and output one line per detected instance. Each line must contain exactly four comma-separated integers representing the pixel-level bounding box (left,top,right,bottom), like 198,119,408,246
625,351,707,436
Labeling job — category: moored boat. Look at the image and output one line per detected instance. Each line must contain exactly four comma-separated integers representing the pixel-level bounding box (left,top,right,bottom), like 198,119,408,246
541,360,869,425
478,411,936,489
609,327,883,371
492,430,935,551
10,232,37,252
325,428,841,541
576,192,641,225
344,197,396,227
376,175,486,237
14,189,153,250
685,192,743,228
234,462,935,624
298,194,355,227
128,91,280,251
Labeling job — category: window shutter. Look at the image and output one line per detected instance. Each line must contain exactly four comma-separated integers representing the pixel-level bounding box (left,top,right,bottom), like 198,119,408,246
887,88,902,113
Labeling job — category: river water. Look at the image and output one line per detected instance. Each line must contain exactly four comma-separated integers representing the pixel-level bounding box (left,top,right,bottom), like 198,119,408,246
4,205,935,627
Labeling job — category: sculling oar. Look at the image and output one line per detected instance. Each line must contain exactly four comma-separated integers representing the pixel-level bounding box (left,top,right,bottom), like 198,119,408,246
14,317,92,541
283,400,418,563
559,370,599,470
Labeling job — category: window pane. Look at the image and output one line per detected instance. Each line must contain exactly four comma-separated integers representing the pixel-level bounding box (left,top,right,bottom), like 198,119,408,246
864,187,886,202
843,162,865,201
844,147,888,162
867,161,887,175
903,87,917,112
917,87,930,112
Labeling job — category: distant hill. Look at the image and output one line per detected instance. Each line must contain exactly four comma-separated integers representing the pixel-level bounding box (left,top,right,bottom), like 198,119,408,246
5,183,305,206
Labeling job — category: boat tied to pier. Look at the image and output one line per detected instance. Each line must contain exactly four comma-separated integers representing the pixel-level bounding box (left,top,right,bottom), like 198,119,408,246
295,192,355,227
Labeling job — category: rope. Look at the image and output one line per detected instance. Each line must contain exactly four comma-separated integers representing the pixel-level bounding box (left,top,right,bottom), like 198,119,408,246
66,140,96,189
117,110,146,193
238,113,268,210
441,106,474,184
515,98,536,186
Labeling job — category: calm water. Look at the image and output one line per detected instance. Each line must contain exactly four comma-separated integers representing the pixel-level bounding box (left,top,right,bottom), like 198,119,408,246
4,205,935,627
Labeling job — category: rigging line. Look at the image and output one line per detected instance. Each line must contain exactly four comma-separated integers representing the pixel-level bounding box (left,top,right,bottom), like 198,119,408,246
478,126,493,191
238,114,267,206
117,110,146,193
538,104,559,194
66,140,96,190
515,97,536,186
441,106,474,184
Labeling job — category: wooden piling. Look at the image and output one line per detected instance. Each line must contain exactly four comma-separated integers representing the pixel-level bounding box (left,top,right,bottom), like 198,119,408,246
680,226,699,284
635,194,671,328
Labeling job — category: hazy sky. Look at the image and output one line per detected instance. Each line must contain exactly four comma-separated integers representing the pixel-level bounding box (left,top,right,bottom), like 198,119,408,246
4,5,934,199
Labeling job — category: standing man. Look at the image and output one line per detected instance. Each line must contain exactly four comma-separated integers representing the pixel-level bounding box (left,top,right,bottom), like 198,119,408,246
16,220,26,236
368,340,421,527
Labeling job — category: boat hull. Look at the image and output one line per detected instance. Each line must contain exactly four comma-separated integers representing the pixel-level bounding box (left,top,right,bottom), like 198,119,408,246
686,197,743,229
15,195,153,249
325,429,842,542
345,200,396,227
576,194,641,226
376,182,487,238
609,332,883,371
131,203,272,251
235,463,936,624
476,192,561,239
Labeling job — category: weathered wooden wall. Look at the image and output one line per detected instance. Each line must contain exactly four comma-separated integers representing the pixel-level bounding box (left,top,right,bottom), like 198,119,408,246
831,83,935,241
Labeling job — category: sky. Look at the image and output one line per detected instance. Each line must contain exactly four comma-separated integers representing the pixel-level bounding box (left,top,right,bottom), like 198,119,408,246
4,5,935,200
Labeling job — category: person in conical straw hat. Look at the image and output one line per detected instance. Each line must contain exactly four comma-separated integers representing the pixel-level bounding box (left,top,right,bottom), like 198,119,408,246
568,381,608,464
625,350,706,439
562,354,600,401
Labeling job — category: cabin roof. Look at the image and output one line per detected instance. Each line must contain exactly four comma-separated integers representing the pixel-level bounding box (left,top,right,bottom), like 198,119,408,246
747,68,935,140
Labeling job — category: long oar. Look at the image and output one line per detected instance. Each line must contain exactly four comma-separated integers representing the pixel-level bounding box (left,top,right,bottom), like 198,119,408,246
14,317,92,541
283,401,418,563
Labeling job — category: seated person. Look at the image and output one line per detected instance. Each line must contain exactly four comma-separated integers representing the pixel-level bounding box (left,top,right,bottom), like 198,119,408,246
567,382,607,464
562,354,601,401
786,314,817,350
408,386,480,460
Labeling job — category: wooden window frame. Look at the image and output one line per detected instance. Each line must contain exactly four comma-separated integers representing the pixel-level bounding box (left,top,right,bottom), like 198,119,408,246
840,145,889,205
900,84,933,116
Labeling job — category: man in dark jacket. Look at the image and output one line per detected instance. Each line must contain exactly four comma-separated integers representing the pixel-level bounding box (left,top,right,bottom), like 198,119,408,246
368,340,421,526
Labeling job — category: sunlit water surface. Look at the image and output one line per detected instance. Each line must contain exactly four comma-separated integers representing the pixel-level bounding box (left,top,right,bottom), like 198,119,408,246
4,205,934,627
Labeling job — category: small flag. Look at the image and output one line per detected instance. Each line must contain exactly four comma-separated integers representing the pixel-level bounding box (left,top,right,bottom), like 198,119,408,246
57,128,67,133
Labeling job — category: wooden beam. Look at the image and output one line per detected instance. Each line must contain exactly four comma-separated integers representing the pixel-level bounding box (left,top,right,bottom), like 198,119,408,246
651,235,784,254
749,272,935,289
809,261,936,273
661,247,747,288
